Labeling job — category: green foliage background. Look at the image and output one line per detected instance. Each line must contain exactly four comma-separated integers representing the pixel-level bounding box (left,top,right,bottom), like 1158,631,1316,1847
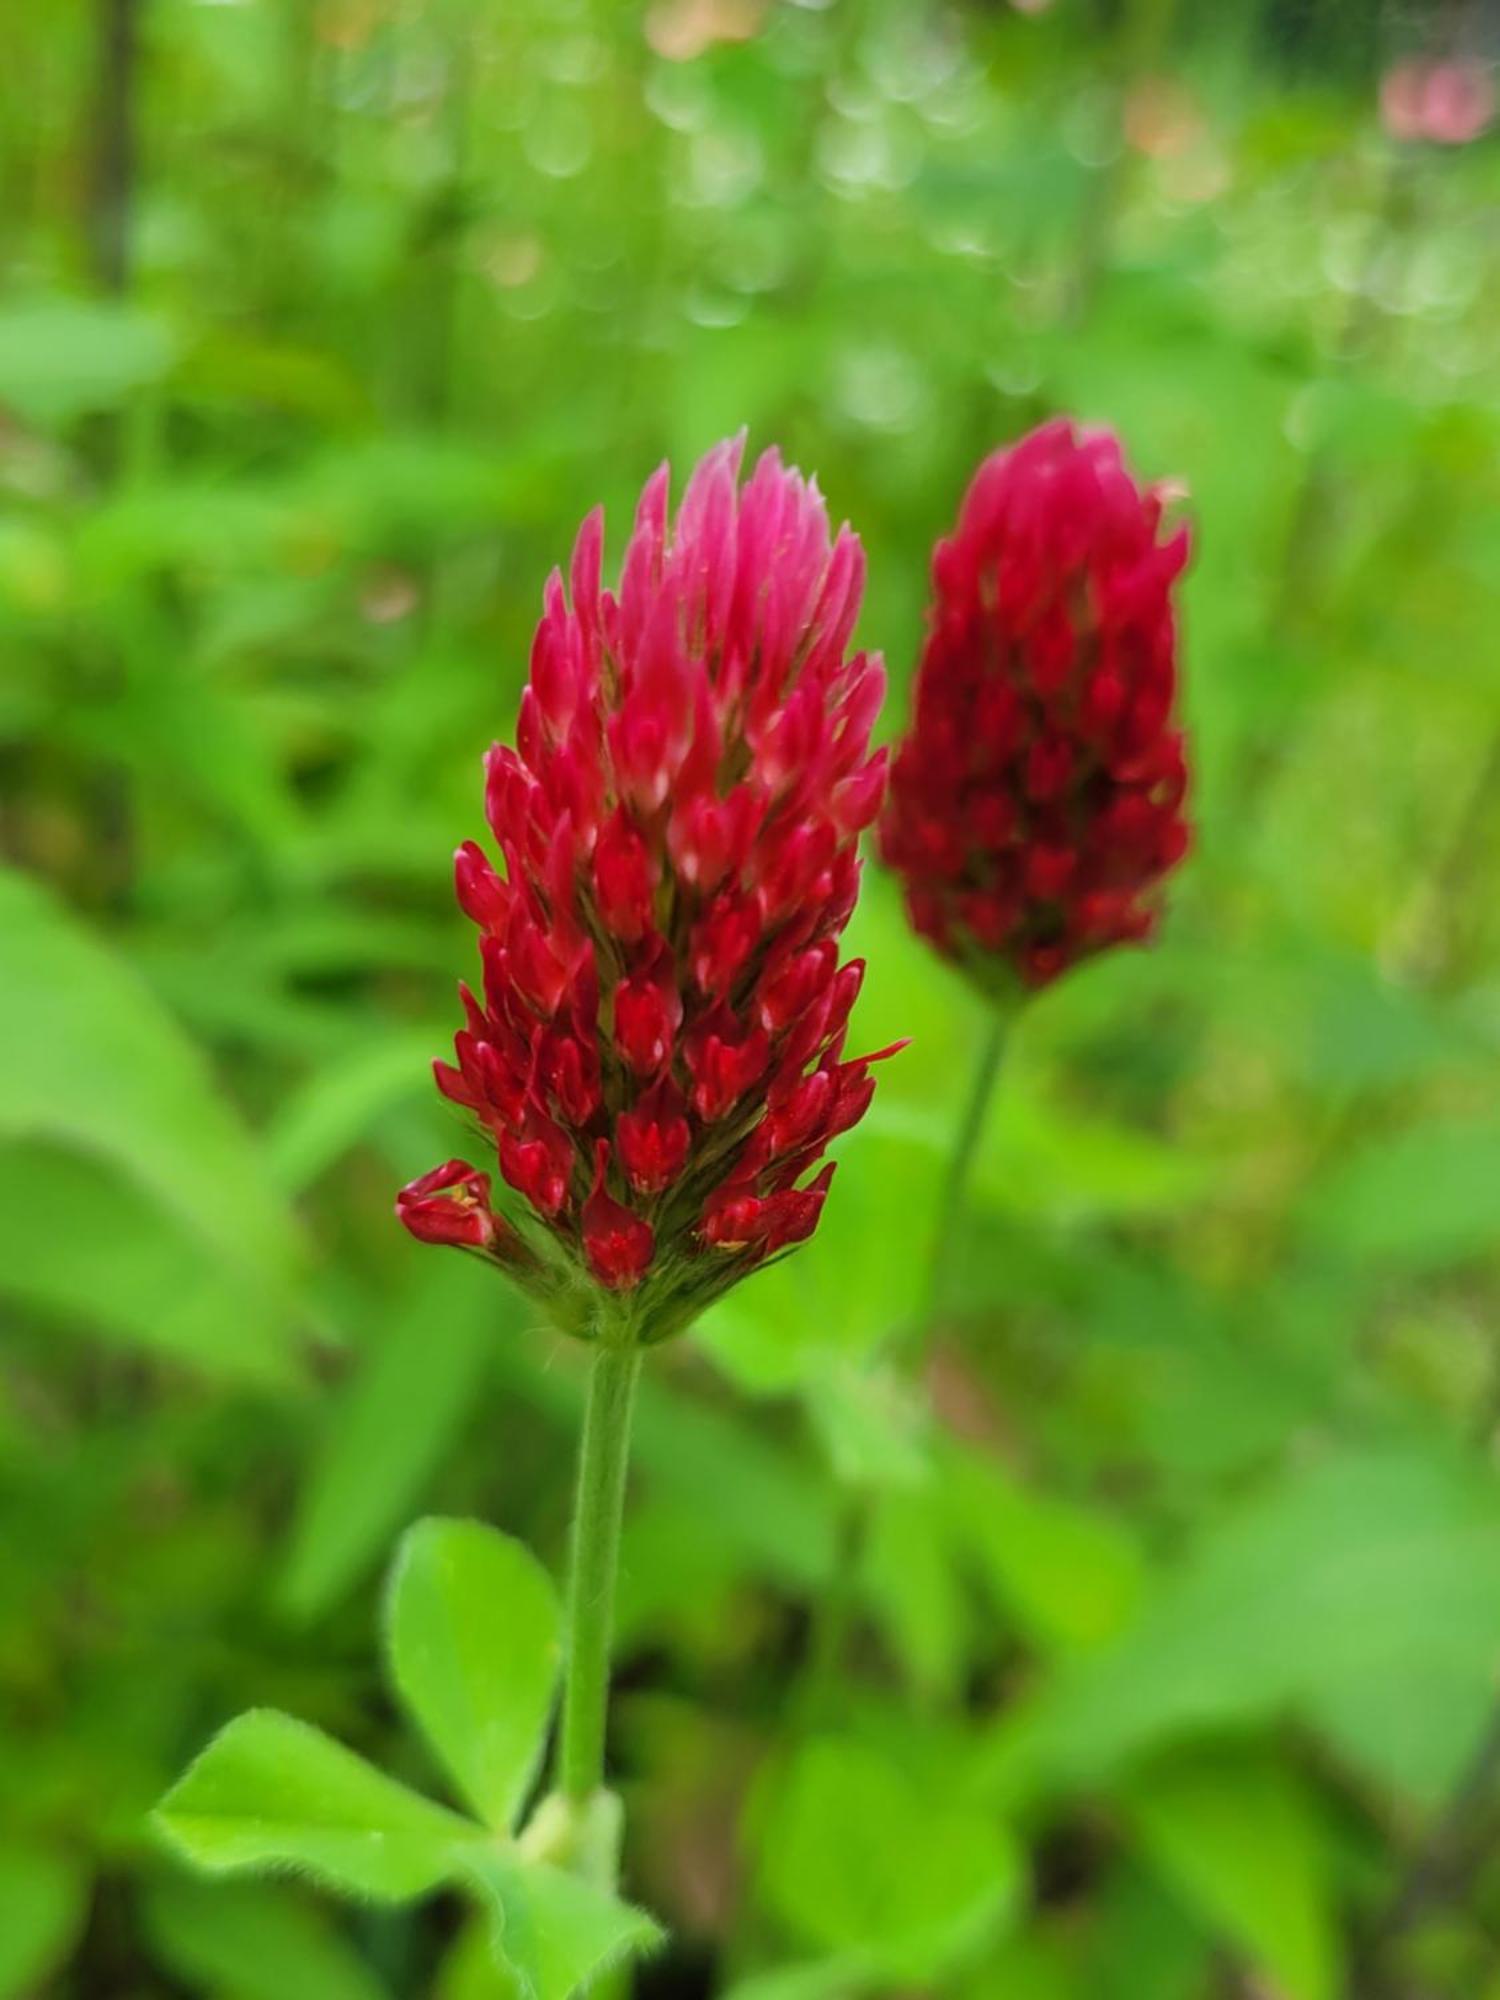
3,0,1500,1993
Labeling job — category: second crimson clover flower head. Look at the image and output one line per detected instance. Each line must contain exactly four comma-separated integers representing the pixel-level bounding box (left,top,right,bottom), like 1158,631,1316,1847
397,436,900,1337
879,417,1191,993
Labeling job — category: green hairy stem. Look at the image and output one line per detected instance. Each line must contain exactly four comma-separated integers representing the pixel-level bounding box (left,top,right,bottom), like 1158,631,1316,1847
557,1333,643,1805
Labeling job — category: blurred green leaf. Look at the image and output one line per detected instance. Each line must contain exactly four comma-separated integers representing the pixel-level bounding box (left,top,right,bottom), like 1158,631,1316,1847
154,1710,474,1900
0,867,302,1288
298,435,532,550
0,1844,88,1999
1306,1658,1494,1809
863,1482,968,1702
1302,1117,1500,1272
387,1518,559,1834
76,481,296,579
0,297,175,422
756,1737,1020,1982
959,1927,1085,2000
139,1876,390,2000
267,1029,443,1192
278,1260,501,1619
179,328,373,429
1296,950,1459,1092
702,1130,938,1387
1123,1744,1340,2000
0,1140,299,1384
1089,1865,1212,2000
720,1961,867,2000
1019,1449,1500,1789
803,1361,930,1490
947,1450,1144,1656
627,1372,840,1593
977,1069,1215,1223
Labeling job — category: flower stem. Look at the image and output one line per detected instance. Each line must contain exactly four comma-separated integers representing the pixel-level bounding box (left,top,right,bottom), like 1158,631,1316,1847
921,1008,1011,1338
794,1494,864,1731
558,1333,642,1804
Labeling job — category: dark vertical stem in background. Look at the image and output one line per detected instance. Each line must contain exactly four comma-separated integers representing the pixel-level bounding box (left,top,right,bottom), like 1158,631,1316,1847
281,0,318,179
88,0,141,294
794,1498,866,1731
1397,727,1500,989
85,0,145,913
1353,1702,1500,1997
1064,0,1179,323
424,28,473,431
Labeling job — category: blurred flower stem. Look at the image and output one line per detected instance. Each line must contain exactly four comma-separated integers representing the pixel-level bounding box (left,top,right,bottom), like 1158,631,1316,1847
921,1008,1012,1338
557,1332,643,1806
1065,0,1178,322
793,1497,865,1732
88,0,140,294
1353,1699,1500,1996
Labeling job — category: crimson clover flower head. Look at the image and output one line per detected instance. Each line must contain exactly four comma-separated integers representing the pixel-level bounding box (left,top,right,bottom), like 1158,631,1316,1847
398,436,900,1339
879,417,1191,994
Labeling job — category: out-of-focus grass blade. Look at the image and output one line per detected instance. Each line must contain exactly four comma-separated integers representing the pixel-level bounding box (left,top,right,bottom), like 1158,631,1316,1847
266,1028,445,1193
0,1844,89,2000
0,298,175,424
0,1141,301,1386
139,1876,390,2000
277,1259,505,1620
1122,1744,1340,2000
0,867,304,1291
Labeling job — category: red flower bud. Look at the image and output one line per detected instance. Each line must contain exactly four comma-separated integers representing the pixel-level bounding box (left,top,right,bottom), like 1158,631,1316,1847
454,841,511,933
685,1012,771,1123
668,787,761,894
614,958,680,1077
582,1143,655,1290
690,895,761,994
617,1078,692,1196
701,1162,837,1255
763,1163,837,1253
396,1160,499,1249
498,1113,573,1219
593,809,656,944
537,1028,600,1129
504,909,572,1018
757,942,837,1035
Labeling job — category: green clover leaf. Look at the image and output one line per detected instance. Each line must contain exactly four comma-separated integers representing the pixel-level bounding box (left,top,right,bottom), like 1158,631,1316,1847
154,1518,664,1999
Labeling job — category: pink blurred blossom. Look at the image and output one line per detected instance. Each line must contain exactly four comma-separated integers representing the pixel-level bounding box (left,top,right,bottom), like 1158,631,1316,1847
1381,56,1495,146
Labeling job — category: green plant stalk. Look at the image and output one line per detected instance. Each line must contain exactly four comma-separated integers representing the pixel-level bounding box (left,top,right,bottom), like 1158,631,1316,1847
557,1332,643,1805
920,1006,1012,1336
793,1492,865,1732
791,1007,1015,1752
